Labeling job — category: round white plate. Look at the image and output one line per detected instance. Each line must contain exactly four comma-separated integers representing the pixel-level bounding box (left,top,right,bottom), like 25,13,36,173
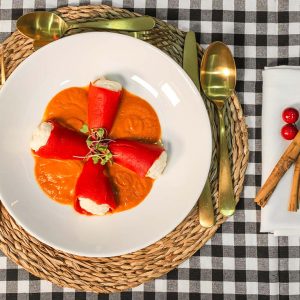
0,32,211,257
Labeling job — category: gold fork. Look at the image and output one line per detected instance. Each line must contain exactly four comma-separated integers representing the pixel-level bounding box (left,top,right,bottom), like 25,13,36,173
125,30,167,41
33,29,166,51
0,46,6,88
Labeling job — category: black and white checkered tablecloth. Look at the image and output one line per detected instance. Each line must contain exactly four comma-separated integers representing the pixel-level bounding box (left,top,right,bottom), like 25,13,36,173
1,0,300,299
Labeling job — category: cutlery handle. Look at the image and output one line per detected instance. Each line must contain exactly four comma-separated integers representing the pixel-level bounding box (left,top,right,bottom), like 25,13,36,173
68,16,155,32
198,179,215,227
217,106,236,216
1,46,5,85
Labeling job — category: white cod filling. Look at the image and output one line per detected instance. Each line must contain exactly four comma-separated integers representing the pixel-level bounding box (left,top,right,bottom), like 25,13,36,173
79,198,110,216
146,151,167,179
93,78,122,92
30,122,53,151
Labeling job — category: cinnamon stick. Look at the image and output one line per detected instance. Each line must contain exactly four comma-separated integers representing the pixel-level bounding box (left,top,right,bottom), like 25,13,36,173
255,131,300,207
288,155,300,212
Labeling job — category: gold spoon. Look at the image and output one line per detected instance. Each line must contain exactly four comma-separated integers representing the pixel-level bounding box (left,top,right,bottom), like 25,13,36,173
200,41,236,217
17,11,155,42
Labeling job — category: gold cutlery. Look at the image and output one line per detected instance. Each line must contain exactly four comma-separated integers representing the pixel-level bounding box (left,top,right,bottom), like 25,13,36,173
0,46,5,88
200,41,236,217
32,30,159,51
183,32,215,228
17,11,155,44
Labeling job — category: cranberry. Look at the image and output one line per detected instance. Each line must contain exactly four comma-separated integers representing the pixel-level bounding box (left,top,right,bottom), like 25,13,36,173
281,124,298,140
282,107,299,124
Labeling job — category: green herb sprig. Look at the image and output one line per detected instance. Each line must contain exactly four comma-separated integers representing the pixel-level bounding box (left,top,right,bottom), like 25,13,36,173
75,125,113,165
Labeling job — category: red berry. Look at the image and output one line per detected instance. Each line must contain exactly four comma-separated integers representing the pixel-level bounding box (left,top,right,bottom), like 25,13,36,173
281,124,298,140
282,107,299,124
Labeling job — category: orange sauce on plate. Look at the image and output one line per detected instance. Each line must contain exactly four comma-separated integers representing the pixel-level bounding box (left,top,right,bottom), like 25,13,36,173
110,90,161,142
34,87,161,213
35,158,84,205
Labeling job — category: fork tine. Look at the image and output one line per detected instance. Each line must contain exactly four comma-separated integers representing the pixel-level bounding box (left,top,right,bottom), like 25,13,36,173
139,32,169,42
139,28,172,40
120,30,168,43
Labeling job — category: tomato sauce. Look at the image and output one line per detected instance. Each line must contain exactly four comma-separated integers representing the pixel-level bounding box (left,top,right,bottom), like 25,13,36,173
34,87,161,213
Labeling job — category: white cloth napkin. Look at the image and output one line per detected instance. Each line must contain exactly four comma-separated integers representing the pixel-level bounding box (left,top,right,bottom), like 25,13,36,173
261,66,300,236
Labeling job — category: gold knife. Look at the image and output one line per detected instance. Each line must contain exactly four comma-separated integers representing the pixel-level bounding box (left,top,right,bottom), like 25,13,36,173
183,32,215,228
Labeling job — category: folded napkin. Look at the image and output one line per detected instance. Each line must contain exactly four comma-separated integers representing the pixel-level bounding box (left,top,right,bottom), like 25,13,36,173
261,66,300,236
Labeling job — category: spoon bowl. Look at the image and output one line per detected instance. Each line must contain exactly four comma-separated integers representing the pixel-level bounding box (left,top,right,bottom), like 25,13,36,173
200,42,236,104
17,12,67,41
200,41,237,216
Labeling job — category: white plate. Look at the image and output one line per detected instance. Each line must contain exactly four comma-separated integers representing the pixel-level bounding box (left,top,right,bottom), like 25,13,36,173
0,32,211,257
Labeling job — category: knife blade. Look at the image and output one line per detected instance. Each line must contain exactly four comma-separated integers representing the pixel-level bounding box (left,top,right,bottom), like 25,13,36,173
183,32,200,90
183,32,215,228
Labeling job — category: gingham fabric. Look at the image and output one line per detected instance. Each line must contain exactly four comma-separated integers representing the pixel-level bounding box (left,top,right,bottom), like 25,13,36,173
1,0,300,299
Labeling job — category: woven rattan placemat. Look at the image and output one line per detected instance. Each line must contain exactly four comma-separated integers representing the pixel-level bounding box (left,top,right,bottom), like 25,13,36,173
0,5,249,293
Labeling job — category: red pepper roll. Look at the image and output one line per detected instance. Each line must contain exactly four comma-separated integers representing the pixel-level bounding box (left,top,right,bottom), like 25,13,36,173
75,160,116,215
109,139,167,179
88,79,122,132
31,120,88,159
